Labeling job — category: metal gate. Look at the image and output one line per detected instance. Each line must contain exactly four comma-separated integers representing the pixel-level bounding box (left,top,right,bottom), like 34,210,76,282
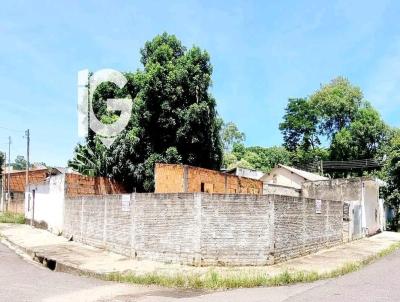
353,205,362,239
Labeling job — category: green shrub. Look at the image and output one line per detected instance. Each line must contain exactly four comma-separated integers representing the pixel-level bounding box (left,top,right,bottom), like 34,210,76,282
0,212,25,224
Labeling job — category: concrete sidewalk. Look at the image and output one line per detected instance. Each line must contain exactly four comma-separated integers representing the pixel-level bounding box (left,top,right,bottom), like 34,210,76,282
1,223,400,283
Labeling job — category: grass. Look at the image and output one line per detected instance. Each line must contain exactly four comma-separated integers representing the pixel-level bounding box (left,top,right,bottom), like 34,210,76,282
0,212,25,224
104,242,400,290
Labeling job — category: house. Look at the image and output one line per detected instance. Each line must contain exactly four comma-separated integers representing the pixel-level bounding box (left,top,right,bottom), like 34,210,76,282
302,177,387,238
1,168,49,214
225,167,264,180
25,169,126,233
260,164,328,196
154,163,263,194
260,163,386,238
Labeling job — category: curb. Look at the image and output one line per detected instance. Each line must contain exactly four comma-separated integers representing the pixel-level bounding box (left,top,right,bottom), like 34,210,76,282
0,234,105,279
2,229,400,289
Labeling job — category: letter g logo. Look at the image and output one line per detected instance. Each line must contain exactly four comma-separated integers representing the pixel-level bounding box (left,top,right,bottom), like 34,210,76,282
77,69,133,147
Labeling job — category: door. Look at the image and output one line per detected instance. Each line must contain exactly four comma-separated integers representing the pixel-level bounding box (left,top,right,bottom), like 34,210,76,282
353,205,362,239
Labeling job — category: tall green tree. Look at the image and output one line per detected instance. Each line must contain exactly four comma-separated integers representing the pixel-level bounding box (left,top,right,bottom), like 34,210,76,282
225,144,292,172
330,104,388,160
70,33,223,192
279,98,320,152
12,155,30,170
382,130,400,230
220,121,246,152
280,77,388,168
310,77,363,138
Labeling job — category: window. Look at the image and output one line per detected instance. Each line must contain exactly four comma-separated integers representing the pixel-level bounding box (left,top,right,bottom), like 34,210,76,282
200,182,205,192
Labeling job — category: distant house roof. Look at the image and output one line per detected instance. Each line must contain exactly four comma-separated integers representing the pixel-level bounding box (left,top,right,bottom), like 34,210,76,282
50,167,80,175
225,167,264,180
276,164,329,181
2,168,49,192
225,167,257,174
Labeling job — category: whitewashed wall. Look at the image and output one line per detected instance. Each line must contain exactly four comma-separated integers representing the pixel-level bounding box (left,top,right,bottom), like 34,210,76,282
25,174,65,234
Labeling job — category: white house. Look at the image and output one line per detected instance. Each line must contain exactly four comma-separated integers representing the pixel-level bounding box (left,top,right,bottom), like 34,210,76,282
25,169,126,234
260,164,328,196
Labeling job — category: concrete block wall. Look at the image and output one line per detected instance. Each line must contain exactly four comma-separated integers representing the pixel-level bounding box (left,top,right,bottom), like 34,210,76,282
64,193,343,266
201,194,274,266
64,195,132,256
273,196,343,262
133,193,201,264
302,177,382,237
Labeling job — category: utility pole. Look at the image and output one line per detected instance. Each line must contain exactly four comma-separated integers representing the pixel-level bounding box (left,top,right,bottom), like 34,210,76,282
7,136,11,211
1,152,5,212
25,129,32,226
25,129,30,194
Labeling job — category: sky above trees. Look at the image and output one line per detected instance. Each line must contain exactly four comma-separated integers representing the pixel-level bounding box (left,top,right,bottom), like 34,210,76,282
1,0,400,166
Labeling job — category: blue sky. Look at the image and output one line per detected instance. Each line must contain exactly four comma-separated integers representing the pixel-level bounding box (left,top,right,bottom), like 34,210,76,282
1,0,400,166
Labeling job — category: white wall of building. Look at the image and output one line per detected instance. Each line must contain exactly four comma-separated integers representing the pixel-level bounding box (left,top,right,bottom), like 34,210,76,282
233,168,264,180
25,174,65,234
261,167,305,189
263,183,301,196
364,181,381,235
302,178,384,237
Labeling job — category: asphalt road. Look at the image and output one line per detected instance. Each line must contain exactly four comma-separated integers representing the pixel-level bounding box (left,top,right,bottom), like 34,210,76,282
1,241,400,302
0,242,185,302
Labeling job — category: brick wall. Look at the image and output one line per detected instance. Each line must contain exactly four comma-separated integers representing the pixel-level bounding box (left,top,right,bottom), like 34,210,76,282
64,193,343,266
154,164,185,193
3,169,48,192
155,163,263,194
65,173,127,197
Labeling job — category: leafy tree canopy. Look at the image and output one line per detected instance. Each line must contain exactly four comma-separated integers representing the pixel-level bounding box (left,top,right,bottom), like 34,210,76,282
310,76,364,138
382,130,400,229
279,98,319,152
69,33,223,192
330,104,388,160
224,143,292,172
220,121,246,152
12,155,31,170
280,77,388,165
0,152,4,175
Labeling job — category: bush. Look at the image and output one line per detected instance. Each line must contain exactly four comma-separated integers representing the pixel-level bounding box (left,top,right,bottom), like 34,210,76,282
0,212,25,224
